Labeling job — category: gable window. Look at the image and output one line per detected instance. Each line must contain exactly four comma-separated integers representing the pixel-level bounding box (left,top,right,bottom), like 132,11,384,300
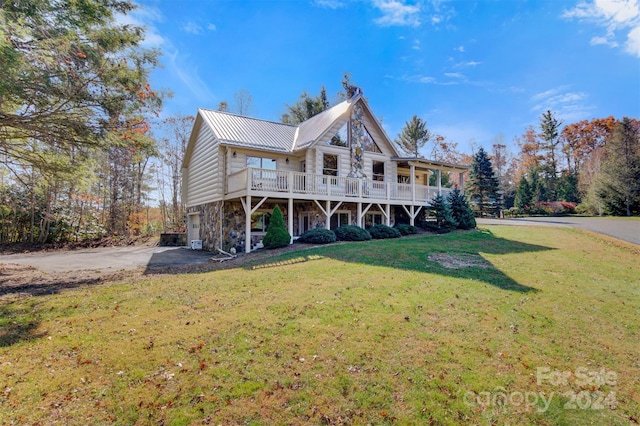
323,154,338,176
328,123,348,147
373,161,385,181
363,126,382,153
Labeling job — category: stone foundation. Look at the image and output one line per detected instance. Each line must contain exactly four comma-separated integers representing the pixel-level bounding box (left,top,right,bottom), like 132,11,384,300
189,199,405,252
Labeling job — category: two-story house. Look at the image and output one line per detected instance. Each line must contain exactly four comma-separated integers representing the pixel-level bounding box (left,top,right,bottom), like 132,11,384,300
182,89,468,253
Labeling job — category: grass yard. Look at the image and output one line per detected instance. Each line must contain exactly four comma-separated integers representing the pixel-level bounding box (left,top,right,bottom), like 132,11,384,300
1,225,639,425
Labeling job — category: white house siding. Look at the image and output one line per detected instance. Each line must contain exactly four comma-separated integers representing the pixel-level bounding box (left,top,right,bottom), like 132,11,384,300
185,125,220,207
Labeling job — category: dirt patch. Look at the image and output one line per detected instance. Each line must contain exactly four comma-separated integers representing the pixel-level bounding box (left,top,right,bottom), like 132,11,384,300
428,253,492,269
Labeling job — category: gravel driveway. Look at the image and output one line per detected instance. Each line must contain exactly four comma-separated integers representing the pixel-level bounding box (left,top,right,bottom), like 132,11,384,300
477,216,640,245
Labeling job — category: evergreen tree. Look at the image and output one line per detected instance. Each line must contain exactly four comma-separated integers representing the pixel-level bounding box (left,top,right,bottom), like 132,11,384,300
262,205,291,249
448,188,476,229
514,175,533,209
529,168,547,204
0,0,161,177
428,194,458,232
466,147,501,217
556,172,580,203
282,85,331,124
594,118,640,216
395,115,432,158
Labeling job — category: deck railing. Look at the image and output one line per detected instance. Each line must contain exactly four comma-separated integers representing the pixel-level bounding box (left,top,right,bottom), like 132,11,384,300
227,168,452,203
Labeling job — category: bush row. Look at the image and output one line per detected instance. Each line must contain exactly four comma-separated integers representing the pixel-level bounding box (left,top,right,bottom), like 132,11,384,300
297,223,420,245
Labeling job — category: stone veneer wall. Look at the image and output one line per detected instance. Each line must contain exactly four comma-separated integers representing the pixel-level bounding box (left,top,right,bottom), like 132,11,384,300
188,200,401,252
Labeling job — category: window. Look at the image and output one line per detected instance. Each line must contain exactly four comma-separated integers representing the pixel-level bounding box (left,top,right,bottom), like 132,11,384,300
323,154,338,176
363,126,382,153
330,211,350,229
397,175,410,184
247,156,277,170
328,123,348,147
364,212,383,228
373,161,385,181
251,211,271,232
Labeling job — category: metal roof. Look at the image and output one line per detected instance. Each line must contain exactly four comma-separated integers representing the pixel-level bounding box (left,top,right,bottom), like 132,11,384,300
392,157,470,172
292,97,355,150
198,109,297,153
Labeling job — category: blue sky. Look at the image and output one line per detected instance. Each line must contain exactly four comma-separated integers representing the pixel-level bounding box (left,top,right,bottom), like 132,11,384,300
129,0,640,154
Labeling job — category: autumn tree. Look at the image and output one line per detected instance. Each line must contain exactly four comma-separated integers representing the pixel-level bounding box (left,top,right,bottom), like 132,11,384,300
514,126,543,181
466,147,500,217
396,115,432,158
561,117,615,174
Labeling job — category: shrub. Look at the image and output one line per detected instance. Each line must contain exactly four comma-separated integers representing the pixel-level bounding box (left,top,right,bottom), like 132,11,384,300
394,224,418,235
262,205,291,249
298,228,336,244
368,224,401,239
428,194,458,233
448,188,476,230
334,225,371,241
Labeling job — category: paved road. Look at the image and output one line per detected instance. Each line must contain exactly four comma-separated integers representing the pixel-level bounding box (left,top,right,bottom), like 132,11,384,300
0,245,213,274
477,217,640,246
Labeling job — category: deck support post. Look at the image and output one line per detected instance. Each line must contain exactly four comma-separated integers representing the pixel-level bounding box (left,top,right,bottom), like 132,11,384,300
288,198,294,244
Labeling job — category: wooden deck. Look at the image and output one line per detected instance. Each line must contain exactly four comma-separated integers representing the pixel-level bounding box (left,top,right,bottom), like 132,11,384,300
227,167,452,204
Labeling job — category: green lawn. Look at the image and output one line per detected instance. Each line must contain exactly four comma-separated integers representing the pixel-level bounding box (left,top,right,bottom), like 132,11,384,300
1,226,638,425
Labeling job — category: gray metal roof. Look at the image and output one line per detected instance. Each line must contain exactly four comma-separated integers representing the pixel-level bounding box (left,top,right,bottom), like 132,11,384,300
198,109,297,153
292,98,354,150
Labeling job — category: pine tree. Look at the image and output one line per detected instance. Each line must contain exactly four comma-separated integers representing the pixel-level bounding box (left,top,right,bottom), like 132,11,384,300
448,188,476,229
514,175,533,209
594,117,640,216
395,115,432,158
466,147,501,217
262,205,291,249
447,189,474,229
428,194,458,232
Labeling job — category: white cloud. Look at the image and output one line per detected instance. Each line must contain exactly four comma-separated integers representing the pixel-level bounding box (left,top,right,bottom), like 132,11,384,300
166,51,216,104
314,0,346,8
530,87,594,122
591,34,619,45
412,39,421,50
455,45,464,52
207,23,217,31
373,0,421,27
454,60,482,68
444,72,464,78
626,25,640,54
562,0,640,57
183,21,203,35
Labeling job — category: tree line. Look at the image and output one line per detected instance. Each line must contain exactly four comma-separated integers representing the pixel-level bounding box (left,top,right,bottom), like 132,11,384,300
0,0,191,245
